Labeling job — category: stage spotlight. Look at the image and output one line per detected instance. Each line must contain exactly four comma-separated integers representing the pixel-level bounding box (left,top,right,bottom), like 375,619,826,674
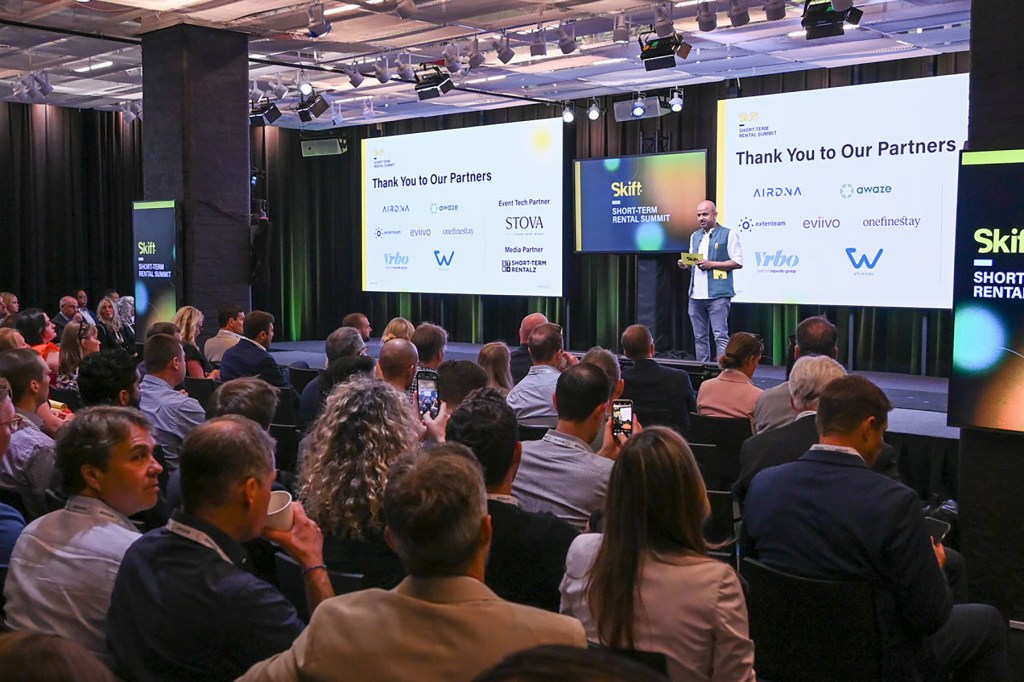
831,0,853,10
374,58,391,83
249,80,263,103
631,93,647,118
414,65,454,100
800,0,861,39
493,35,515,64
297,75,314,96
468,38,485,68
344,65,364,88
764,0,786,21
395,0,417,18
396,56,416,80
557,25,578,54
298,94,329,122
442,43,461,73
12,80,29,102
668,88,683,112
130,101,144,121
697,1,718,31
307,3,332,38
121,101,137,124
613,15,630,43
363,98,375,118
271,77,288,99
530,26,547,57
639,31,692,71
587,99,602,120
654,4,674,38
33,72,53,97
250,100,282,126
561,102,574,123
729,0,750,27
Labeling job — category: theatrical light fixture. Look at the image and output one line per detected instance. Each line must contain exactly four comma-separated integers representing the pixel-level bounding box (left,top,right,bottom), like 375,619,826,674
344,65,364,88
561,102,575,123
800,0,862,39
831,0,853,10
130,101,144,121
271,77,288,99
557,25,578,55
395,0,417,19
631,93,647,118
297,74,314,96
249,80,264,103
654,3,675,38
250,100,282,126
414,65,454,100
396,56,416,80
638,31,693,71
587,99,602,120
374,58,391,83
442,44,462,73
298,93,330,122
612,15,630,44
493,35,515,64
33,72,53,97
307,3,332,38
764,0,786,21
530,26,547,57
363,97,376,118
728,0,750,27
668,88,683,112
121,101,137,124
468,39,486,69
697,1,718,31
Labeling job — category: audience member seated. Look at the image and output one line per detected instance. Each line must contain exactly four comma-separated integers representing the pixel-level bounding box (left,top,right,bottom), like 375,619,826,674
51,296,80,338
513,363,622,531
377,338,418,395
447,388,578,612
510,313,549,386
411,321,448,377
741,376,1008,680
203,304,245,364
696,332,763,421
239,445,586,681
0,329,27,352
115,296,135,341
298,326,366,429
94,296,135,356
74,289,97,326
135,321,181,380
507,322,577,429
0,348,61,518
478,341,514,396
0,378,26,575
437,359,488,412
580,346,625,451
301,375,418,588
620,324,696,436
220,311,294,398
342,312,373,342
55,321,101,392
0,292,19,321
5,407,161,664
560,427,755,681
0,631,117,682
173,305,218,379
753,315,838,434
78,349,141,409
107,416,332,682
380,316,414,343
138,334,205,470
14,309,59,373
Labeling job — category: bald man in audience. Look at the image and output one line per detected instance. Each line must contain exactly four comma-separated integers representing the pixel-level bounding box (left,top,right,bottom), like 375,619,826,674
620,324,696,436
506,323,577,429
378,338,419,394
510,313,548,385
51,296,81,338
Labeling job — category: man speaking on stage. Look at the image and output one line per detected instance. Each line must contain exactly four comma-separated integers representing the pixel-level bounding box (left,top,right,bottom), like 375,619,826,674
678,200,743,362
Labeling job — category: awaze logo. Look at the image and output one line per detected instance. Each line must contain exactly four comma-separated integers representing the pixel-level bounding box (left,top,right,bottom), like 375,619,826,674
434,250,455,267
840,183,893,199
845,248,883,270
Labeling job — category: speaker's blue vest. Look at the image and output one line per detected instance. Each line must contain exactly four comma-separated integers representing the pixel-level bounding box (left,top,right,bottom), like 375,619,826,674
689,226,736,298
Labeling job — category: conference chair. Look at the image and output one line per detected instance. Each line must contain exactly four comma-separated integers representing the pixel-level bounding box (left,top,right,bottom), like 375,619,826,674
591,645,669,677
183,377,219,413
273,393,297,426
48,386,81,412
741,558,882,681
688,414,750,486
705,490,739,569
288,366,321,396
274,553,364,622
269,423,301,475
518,425,549,442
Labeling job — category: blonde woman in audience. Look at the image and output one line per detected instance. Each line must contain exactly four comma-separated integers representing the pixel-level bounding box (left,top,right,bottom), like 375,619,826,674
560,427,755,682
55,322,101,391
0,328,27,351
173,305,218,379
95,296,135,356
380,316,415,343
696,331,763,421
478,341,514,395
300,374,419,589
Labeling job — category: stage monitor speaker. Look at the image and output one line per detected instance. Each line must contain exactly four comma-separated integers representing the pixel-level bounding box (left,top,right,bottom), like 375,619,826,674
300,138,346,157
612,96,670,123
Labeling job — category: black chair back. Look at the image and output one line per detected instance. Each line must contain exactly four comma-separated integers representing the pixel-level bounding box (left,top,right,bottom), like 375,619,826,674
48,386,81,412
288,366,321,396
518,425,549,442
269,423,301,474
705,490,738,568
741,558,882,681
688,415,750,487
274,552,363,622
183,377,219,413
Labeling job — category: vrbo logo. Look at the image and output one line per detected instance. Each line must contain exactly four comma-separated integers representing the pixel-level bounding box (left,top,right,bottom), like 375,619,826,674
755,250,799,268
384,252,408,266
845,248,883,270
434,250,455,266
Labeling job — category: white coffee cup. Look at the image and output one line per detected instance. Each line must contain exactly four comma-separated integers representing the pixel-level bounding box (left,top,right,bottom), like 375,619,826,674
265,490,294,531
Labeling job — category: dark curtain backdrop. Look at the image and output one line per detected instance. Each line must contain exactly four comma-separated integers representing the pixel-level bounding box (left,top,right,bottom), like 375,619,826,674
2,53,967,376
1,103,142,308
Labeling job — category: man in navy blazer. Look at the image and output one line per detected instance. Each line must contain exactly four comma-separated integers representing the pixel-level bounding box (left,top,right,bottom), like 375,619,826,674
219,311,292,395
619,324,696,437
742,376,1007,681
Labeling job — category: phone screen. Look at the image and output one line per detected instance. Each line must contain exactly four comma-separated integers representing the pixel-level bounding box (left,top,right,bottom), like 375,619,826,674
612,400,633,437
417,377,439,418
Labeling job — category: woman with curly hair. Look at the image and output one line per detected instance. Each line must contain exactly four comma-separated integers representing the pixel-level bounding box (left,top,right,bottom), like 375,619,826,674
172,305,217,378
95,296,135,356
300,374,420,588
56,321,101,391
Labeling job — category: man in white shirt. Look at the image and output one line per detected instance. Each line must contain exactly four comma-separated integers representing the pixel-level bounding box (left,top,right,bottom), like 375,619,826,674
4,406,162,664
204,304,245,364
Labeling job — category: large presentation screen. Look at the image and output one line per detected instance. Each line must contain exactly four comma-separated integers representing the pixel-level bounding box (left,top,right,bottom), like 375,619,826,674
574,150,706,253
361,119,564,297
133,200,178,338
717,74,968,308
948,150,1024,434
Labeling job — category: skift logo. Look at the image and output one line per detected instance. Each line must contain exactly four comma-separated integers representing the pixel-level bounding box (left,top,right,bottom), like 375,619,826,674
845,248,883,270
434,250,455,267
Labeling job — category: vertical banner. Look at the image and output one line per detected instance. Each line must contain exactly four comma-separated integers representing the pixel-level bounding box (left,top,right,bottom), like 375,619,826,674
948,151,1024,433
133,201,179,338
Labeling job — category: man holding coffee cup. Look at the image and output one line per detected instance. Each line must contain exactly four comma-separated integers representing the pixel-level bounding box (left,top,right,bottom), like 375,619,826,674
107,415,333,682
